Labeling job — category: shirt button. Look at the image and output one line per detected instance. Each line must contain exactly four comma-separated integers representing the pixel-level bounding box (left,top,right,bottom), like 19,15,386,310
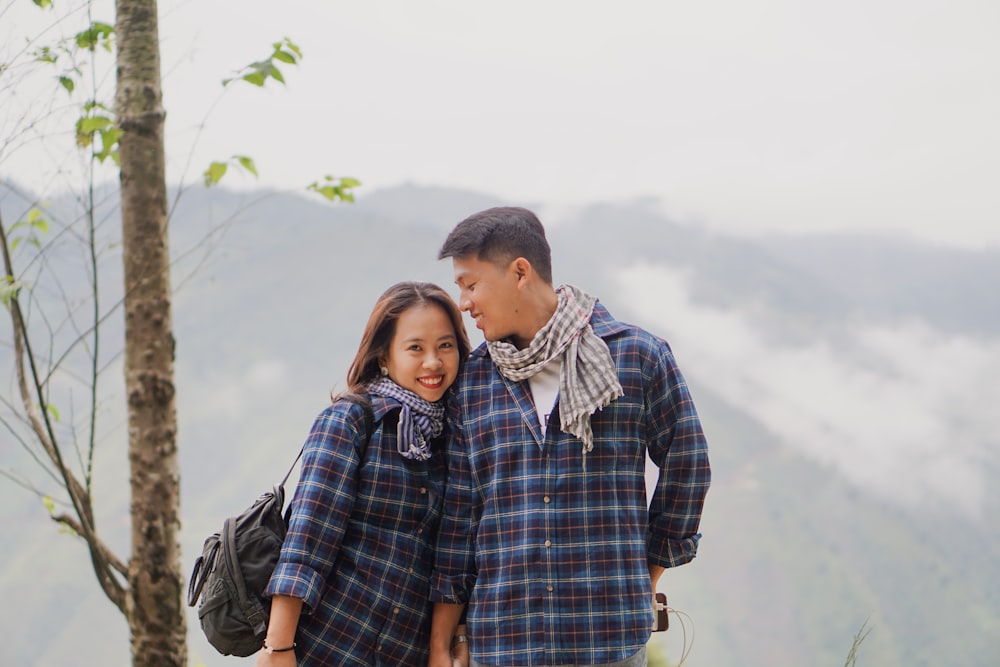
543,495,551,503
544,540,552,548
393,607,400,615
546,585,554,592
408,567,415,574
420,487,427,494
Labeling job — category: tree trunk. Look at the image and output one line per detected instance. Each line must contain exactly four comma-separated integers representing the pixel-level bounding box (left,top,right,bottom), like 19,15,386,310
115,1,187,665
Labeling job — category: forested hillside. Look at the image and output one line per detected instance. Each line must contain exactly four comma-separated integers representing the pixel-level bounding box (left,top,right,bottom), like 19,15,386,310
2,183,997,666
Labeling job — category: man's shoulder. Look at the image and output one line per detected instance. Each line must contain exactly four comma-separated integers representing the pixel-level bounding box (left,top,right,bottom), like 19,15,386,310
592,302,670,354
460,344,499,384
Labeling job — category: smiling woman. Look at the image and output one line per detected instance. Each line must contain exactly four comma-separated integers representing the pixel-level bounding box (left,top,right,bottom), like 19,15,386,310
257,281,471,667
383,304,461,403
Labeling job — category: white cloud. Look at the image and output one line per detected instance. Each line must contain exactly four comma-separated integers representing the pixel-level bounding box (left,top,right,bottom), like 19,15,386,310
620,263,998,517
3,0,998,248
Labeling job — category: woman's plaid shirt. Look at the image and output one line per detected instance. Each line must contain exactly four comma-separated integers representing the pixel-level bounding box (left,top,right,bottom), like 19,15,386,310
431,303,711,666
266,395,446,666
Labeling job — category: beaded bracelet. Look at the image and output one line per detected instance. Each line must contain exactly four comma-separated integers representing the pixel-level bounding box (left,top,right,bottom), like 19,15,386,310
451,634,469,648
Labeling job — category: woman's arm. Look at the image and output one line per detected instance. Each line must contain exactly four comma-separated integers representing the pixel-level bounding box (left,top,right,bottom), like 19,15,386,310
254,595,303,666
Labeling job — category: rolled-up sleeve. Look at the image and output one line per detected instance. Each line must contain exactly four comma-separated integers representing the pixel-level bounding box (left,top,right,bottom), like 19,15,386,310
645,344,711,568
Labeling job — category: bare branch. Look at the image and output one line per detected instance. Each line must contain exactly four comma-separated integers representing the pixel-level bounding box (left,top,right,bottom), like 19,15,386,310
51,513,127,613
52,512,130,579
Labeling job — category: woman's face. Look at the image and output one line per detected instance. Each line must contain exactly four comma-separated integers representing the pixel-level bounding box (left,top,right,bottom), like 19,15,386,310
384,303,461,402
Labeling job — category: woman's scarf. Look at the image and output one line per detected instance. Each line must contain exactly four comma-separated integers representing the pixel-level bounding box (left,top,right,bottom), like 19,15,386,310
487,284,622,458
367,376,445,461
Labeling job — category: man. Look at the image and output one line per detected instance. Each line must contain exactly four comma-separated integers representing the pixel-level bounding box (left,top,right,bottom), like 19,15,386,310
429,207,710,667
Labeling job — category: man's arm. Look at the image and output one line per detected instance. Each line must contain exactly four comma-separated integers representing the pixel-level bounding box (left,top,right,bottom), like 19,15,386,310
646,343,711,568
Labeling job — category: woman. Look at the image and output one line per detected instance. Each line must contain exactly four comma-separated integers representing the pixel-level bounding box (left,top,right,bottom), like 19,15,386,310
256,281,471,666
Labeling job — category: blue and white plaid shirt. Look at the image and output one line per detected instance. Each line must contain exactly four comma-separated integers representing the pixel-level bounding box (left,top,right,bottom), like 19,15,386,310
266,394,447,666
431,303,711,666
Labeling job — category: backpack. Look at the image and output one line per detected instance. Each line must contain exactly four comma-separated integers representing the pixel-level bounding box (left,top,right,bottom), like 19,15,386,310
187,400,374,657
186,455,301,657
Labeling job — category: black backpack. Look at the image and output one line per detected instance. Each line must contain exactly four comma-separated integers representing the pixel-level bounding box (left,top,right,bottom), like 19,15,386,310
187,400,374,657
186,454,301,657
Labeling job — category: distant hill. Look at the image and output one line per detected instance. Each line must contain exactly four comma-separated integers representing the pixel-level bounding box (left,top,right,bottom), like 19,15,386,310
1,181,997,666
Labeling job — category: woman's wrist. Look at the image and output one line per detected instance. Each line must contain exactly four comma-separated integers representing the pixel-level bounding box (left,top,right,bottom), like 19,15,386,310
262,640,296,654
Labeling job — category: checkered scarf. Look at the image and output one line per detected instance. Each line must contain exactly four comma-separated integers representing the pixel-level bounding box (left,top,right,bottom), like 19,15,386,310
488,284,623,457
368,376,445,461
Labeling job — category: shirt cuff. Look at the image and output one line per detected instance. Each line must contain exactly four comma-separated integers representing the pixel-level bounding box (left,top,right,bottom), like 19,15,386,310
266,563,326,615
648,533,701,569
429,572,477,604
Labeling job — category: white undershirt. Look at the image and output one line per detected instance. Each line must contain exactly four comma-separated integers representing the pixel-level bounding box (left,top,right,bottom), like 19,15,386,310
527,358,562,435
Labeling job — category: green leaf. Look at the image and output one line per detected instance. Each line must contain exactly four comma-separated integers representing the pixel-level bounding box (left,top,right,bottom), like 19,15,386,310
96,128,123,163
340,177,362,188
283,39,302,58
75,21,114,51
78,115,113,133
242,71,266,87
42,495,55,515
76,116,113,149
269,67,285,84
28,211,49,234
46,404,61,422
273,50,296,64
33,46,57,64
1,278,23,307
32,0,53,8
203,161,228,187
10,237,21,252
58,75,75,94
235,156,258,177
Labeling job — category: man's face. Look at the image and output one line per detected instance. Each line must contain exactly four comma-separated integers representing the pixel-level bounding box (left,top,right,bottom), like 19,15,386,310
452,255,523,343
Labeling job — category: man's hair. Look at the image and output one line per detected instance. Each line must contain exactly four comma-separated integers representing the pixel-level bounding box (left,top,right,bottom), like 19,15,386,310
438,206,553,285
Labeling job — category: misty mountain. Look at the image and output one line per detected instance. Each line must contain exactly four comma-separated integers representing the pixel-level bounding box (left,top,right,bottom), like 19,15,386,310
1,182,997,666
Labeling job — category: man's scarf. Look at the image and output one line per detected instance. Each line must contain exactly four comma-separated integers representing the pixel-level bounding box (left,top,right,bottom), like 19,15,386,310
368,376,445,461
487,284,622,458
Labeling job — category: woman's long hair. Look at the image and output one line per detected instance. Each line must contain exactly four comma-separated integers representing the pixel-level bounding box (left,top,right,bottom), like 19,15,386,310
342,281,471,398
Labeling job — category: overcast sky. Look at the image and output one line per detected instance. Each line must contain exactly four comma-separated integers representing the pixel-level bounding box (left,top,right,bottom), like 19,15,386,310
3,0,998,248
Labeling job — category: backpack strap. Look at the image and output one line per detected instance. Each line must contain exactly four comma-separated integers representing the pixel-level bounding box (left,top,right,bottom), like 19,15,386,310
280,448,303,488
223,512,270,636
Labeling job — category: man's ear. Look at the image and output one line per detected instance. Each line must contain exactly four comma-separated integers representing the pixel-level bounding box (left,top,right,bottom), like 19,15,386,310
512,257,532,286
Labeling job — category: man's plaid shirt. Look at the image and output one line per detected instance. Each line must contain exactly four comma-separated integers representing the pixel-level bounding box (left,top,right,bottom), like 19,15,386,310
431,303,711,666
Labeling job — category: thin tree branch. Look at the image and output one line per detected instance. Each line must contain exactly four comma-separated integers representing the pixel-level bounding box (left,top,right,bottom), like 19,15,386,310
52,512,129,578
